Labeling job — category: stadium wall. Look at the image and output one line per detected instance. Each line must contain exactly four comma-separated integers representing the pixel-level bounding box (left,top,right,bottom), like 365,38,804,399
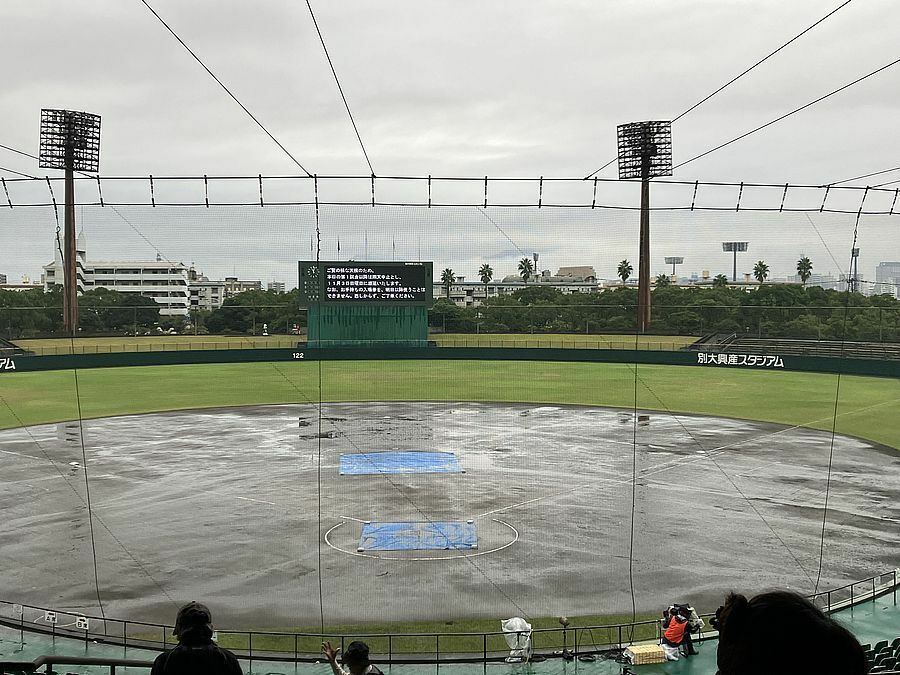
3,347,900,378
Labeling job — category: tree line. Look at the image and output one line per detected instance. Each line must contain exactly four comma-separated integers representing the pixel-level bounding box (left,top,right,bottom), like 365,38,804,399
0,287,160,338
429,283,900,342
3,280,899,343
440,255,817,296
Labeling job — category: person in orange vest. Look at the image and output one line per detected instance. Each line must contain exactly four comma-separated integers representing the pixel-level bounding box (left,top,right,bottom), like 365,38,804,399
663,606,698,657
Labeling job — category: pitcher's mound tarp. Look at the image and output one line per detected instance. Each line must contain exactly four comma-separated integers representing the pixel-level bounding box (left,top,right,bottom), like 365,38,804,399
340,451,464,475
358,521,477,551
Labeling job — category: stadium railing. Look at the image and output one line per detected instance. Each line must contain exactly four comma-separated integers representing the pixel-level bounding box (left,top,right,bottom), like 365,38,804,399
0,570,895,665
0,654,153,674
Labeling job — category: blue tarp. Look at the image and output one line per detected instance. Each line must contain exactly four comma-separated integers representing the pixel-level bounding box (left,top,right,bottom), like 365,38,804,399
340,451,463,475
358,521,478,551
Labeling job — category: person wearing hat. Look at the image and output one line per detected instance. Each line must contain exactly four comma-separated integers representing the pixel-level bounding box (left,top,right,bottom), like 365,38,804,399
151,601,243,674
322,640,384,675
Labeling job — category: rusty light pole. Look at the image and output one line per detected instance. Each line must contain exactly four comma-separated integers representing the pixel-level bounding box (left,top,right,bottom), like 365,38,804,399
617,121,672,333
39,109,101,335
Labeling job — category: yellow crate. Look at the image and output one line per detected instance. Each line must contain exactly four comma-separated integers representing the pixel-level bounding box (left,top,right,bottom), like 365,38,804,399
625,644,667,665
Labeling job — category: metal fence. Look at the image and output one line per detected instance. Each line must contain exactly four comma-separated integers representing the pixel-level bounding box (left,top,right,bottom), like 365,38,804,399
1,570,896,666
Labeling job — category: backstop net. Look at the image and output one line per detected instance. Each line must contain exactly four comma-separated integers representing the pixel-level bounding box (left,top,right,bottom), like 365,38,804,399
0,174,897,657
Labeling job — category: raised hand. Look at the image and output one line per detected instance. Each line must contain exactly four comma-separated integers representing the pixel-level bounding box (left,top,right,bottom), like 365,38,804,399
322,641,340,663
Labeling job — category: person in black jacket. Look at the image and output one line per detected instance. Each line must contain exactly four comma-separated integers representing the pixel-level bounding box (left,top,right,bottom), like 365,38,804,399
714,591,866,675
151,601,243,675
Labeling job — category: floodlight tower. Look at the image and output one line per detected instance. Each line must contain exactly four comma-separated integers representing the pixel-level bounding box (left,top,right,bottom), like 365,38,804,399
617,121,673,333
39,109,101,334
722,242,749,282
850,247,860,293
664,256,684,278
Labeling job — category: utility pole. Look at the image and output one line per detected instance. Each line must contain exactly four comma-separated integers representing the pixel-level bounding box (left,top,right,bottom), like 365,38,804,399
617,121,672,334
39,109,101,336
850,247,860,293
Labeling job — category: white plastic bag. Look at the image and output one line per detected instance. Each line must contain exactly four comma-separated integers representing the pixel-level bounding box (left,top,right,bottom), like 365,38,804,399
501,617,533,662
662,643,681,661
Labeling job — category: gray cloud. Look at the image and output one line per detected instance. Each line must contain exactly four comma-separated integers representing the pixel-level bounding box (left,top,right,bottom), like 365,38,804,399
2,0,899,285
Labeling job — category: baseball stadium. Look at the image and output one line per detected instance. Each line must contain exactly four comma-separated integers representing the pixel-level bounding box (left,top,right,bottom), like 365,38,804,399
2,3,900,674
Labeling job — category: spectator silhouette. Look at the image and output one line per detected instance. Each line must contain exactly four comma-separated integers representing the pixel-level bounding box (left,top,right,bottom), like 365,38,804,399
323,640,384,675
151,602,242,675
715,591,866,675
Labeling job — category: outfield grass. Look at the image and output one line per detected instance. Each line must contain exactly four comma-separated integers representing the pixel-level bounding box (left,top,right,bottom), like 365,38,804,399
1,360,897,450
13,332,697,355
2,360,896,640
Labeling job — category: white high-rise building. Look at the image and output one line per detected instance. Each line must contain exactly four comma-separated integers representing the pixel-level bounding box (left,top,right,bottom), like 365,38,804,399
43,232,191,316
875,261,900,298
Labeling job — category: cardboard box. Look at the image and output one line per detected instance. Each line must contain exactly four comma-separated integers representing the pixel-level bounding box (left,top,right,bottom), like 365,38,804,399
625,644,667,664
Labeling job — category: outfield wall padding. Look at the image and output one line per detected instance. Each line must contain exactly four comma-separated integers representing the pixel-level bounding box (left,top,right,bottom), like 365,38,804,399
3,347,900,378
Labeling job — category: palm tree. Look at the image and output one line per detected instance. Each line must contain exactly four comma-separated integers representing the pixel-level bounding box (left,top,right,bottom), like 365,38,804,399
617,259,633,285
478,264,493,285
712,274,729,288
440,268,455,298
753,260,769,284
478,263,493,302
655,273,671,287
517,257,534,283
797,256,813,285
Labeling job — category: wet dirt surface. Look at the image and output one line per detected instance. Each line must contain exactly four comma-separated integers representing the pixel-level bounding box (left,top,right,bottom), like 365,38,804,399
0,402,898,627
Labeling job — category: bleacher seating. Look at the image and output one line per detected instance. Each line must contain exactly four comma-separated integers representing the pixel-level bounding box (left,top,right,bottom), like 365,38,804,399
0,338,29,358
689,334,900,361
863,636,900,672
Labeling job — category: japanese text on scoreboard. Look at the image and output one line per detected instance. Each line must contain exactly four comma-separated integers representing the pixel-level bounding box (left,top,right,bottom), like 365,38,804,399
325,266,427,302
298,261,433,307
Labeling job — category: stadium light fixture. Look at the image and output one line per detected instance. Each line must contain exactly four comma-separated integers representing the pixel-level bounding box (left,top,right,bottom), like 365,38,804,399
39,108,102,334
722,242,749,282
664,256,684,277
617,121,673,333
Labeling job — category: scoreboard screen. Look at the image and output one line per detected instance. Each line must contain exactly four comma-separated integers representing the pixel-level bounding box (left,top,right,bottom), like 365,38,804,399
299,261,433,307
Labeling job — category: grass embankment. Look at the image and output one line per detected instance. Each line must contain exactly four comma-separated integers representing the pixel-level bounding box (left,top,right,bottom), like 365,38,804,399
13,333,697,355
1,361,897,449
433,333,696,350
14,335,299,355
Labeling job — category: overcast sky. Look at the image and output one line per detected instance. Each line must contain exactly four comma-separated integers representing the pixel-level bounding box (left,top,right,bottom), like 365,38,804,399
2,0,899,285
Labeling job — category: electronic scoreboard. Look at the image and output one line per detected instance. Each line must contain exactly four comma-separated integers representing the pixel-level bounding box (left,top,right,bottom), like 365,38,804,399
298,261,433,347
299,261,433,307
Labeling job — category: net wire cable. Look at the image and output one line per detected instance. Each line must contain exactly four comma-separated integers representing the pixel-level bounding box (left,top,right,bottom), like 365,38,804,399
582,0,857,178
0,173,896,215
0,197,890,639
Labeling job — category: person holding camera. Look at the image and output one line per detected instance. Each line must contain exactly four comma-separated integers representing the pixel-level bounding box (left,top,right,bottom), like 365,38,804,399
662,605,698,657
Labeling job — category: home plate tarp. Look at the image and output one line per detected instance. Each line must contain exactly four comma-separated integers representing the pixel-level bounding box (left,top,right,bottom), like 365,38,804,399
358,521,478,551
339,451,464,475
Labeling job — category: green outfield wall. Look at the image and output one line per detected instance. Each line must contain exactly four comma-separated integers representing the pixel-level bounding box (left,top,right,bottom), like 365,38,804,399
2,347,899,378
307,305,428,346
